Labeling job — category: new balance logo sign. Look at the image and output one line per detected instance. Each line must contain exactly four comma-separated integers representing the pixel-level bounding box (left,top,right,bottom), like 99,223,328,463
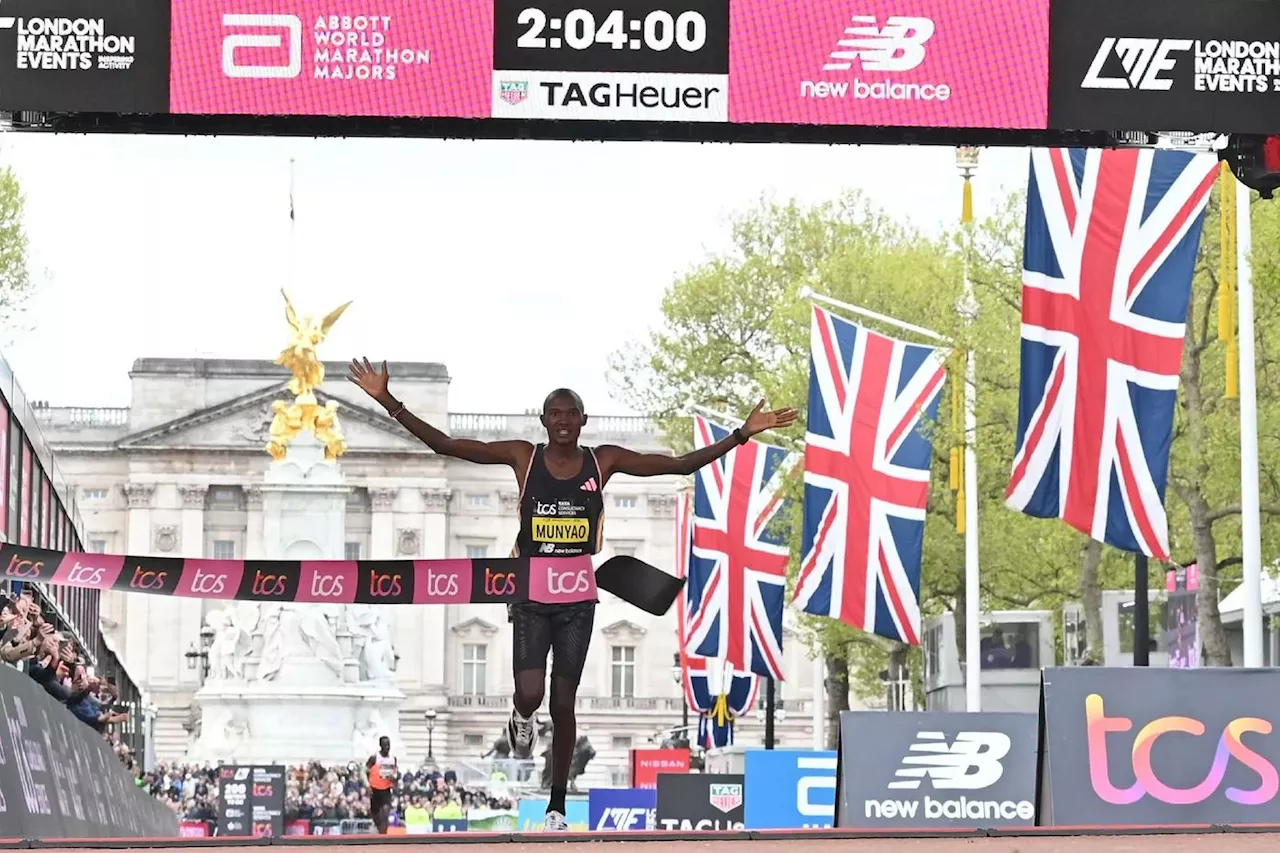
1081,37,1192,91
803,15,951,103
863,730,1034,823
888,731,1010,790
822,15,934,72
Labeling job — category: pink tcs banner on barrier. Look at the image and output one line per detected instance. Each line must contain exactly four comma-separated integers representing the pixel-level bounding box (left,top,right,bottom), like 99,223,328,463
169,0,493,117
728,0,1049,129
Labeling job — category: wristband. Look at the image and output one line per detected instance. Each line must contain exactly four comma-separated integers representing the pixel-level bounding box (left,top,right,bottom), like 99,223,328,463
733,427,748,445
388,402,405,419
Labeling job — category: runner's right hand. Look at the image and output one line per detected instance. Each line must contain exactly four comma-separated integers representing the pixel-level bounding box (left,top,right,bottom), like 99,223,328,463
347,358,392,406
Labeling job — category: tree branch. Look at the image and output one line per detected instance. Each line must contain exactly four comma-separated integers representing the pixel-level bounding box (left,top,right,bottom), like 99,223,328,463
1207,503,1280,523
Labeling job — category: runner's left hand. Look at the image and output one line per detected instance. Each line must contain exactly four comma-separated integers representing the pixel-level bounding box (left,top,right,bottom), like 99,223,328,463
742,399,800,437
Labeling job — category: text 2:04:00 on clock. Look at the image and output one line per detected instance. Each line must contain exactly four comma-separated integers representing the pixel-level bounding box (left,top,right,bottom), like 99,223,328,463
516,8,709,52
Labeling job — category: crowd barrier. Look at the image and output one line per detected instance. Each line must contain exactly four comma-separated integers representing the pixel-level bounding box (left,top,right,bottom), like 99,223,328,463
0,662,178,838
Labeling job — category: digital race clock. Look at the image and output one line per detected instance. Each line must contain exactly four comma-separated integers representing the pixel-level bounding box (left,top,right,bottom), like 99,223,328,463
493,0,730,74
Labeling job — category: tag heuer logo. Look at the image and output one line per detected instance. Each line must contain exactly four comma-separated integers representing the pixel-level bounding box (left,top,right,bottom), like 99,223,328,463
500,81,528,104
708,783,742,813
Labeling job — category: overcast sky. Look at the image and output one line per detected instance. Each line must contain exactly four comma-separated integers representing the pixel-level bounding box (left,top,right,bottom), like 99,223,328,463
0,132,1031,416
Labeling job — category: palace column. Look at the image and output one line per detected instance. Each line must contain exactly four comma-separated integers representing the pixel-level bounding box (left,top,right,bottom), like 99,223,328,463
369,487,398,559
245,486,264,559
419,487,452,690
176,485,208,690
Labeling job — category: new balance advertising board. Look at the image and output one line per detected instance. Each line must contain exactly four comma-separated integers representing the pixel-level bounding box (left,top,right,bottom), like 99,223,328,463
743,749,837,829
0,665,178,838
168,0,492,116
491,0,730,122
0,0,170,112
1040,667,1280,827
834,710,1037,829
655,773,745,830
1048,0,1280,134
727,0,1050,128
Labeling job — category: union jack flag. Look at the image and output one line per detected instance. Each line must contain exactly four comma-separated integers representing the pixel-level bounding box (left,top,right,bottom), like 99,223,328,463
683,415,795,680
794,306,946,646
676,491,757,749
1005,148,1218,560
681,655,759,749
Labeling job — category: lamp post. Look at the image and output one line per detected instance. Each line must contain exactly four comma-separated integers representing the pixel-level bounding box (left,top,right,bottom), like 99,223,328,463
954,144,982,711
184,624,215,682
669,653,688,741
754,698,786,748
424,709,437,761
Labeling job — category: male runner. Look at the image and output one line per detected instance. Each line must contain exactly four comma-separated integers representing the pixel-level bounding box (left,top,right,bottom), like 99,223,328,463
366,736,398,834
347,359,798,831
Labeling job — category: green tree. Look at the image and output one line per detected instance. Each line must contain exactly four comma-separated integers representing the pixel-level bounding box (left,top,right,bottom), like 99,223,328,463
0,164,34,333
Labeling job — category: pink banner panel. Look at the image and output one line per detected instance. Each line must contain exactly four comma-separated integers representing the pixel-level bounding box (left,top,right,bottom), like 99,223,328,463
169,0,493,117
728,0,1049,129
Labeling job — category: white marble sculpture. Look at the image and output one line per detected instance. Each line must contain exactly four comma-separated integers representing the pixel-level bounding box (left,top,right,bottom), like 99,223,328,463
352,706,388,756
345,605,396,684
205,609,252,682
258,603,344,682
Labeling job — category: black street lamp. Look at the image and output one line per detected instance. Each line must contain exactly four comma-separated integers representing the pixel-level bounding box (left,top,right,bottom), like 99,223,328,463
424,709,437,760
184,624,215,681
670,653,688,740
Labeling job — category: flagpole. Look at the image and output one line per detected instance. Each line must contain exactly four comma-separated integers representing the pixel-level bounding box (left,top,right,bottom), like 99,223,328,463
811,654,825,750
798,287,951,344
1236,178,1264,668
957,148,982,713
287,156,297,293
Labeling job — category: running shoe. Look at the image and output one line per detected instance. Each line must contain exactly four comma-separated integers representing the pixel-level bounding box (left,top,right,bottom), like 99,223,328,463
507,707,537,759
543,810,569,831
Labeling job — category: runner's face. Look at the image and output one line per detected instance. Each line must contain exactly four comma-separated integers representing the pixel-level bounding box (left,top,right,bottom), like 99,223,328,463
542,395,585,447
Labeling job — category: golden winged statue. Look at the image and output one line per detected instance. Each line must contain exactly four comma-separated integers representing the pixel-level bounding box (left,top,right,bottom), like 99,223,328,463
266,289,353,462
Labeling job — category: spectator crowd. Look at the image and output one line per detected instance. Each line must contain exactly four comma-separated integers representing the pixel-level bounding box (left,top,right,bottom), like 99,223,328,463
121,760,515,827
2,588,130,731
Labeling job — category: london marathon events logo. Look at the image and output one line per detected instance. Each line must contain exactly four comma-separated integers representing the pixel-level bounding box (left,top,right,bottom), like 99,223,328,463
0,0,171,112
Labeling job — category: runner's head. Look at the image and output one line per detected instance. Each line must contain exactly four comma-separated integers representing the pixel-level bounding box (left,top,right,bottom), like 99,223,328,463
541,388,586,447
379,736,391,755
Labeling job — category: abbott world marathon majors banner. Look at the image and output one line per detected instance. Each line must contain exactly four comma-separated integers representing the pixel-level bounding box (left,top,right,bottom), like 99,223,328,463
0,542,621,607
0,664,178,838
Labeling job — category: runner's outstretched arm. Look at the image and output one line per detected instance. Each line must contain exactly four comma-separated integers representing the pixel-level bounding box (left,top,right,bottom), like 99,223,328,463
598,399,799,481
347,358,531,469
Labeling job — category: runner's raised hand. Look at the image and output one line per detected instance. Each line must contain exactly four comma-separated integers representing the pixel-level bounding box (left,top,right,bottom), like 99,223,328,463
348,358,392,406
741,399,801,437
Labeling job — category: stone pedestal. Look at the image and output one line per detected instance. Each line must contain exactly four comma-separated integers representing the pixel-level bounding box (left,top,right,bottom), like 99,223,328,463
188,684,405,765
261,432,348,561
189,432,405,764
